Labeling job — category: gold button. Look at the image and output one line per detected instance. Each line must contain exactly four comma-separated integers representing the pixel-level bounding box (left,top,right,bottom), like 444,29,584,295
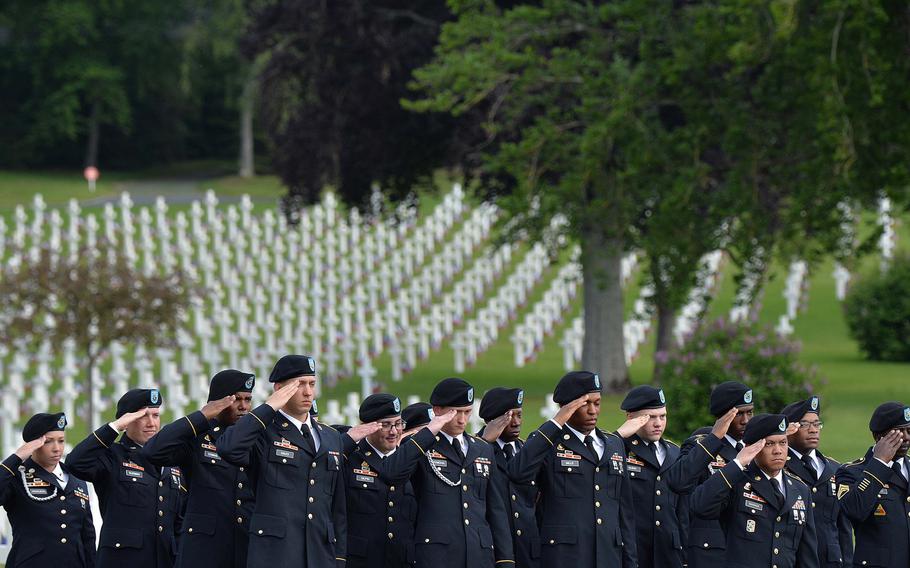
511,494,516,501
115,543,121,548
514,512,519,518
60,496,66,501
462,469,467,474
61,523,66,529
703,543,709,548
282,459,287,463
159,496,164,502
60,509,66,514
812,502,816,508
656,475,661,481
567,467,573,472
812,487,817,493
463,503,468,509
188,528,194,533
595,485,600,491
308,513,313,519
236,500,242,506
388,533,394,539
238,483,243,489
655,505,661,511
308,497,314,503
425,539,431,543
597,518,603,525
774,548,779,555
310,480,315,485
595,501,601,508
776,516,781,522
775,532,780,538
61,538,67,543
258,530,263,535
516,530,522,536
462,485,468,492
390,486,395,491
363,484,368,488
388,516,394,522
239,467,244,472
655,490,661,496
159,481,163,487
159,510,163,517
549,540,555,545
595,467,600,472
237,518,242,524
464,519,470,525
312,462,317,468
159,526,163,532
655,521,661,527
389,501,394,507
211,460,216,464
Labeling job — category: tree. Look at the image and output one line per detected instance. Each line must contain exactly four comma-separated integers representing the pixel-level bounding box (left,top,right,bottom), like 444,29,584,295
242,0,456,213
0,241,198,423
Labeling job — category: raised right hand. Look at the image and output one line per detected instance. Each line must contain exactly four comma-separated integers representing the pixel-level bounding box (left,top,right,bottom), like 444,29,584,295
201,395,236,420
15,436,47,460
736,438,766,466
266,381,300,411
427,409,458,435
347,422,382,443
112,408,149,432
553,395,589,426
712,407,738,440
873,429,904,463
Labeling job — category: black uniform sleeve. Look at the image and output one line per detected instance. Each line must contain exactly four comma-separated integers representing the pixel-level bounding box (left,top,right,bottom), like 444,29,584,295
665,434,725,494
797,488,820,568
835,458,892,523
217,404,274,467
142,411,211,468
333,451,348,568
0,454,23,506
380,427,439,483
483,445,515,564
691,461,745,519
340,433,357,457
506,420,562,483
836,499,854,565
615,438,638,568
81,486,98,568
65,425,119,482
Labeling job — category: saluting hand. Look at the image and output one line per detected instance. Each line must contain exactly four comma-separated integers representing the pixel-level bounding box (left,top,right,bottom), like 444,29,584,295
266,381,299,411
347,422,382,443
711,407,738,440
112,408,150,432
552,395,589,426
427,409,458,435
14,436,47,460
872,429,904,463
616,414,650,439
201,395,236,420
736,438,766,466
481,411,512,443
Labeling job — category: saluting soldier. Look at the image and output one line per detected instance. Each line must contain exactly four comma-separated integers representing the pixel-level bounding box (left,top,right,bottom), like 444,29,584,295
836,401,910,568
476,387,540,568
0,413,96,568
216,355,348,568
508,371,637,567
340,394,455,568
66,389,186,568
691,413,819,568
616,386,684,568
665,380,754,567
381,377,515,568
781,396,853,566
141,369,257,568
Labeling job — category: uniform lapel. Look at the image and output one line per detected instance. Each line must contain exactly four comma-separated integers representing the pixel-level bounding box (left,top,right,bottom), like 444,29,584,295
357,440,385,473
435,434,463,466
628,435,660,470
659,440,679,473
313,422,328,458
746,465,783,511
274,416,310,456
560,427,597,465
816,450,837,482
785,449,814,484
890,459,909,491
25,458,64,492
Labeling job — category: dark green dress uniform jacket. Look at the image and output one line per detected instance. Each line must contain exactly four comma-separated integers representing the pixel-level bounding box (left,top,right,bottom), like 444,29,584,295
664,432,739,567
216,404,347,568
380,428,515,568
66,427,185,568
785,449,853,566
836,448,910,568
141,411,255,568
0,456,96,568
340,435,417,567
508,421,638,568
691,461,819,568
621,435,684,568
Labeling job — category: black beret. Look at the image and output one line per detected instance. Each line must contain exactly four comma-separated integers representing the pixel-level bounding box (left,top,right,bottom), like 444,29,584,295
208,369,255,402
780,395,821,423
402,403,434,429
743,413,788,445
22,412,67,442
621,386,666,412
116,388,163,418
430,378,474,407
269,354,316,383
479,388,524,422
709,381,753,416
869,401,910,432
360,394,402,423
553,371,601,405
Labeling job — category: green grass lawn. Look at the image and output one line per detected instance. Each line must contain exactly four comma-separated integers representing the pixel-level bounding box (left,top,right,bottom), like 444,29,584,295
0,168,907,463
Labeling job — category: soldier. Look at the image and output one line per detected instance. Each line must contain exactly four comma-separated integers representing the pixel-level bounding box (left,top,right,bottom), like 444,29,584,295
0,413,96,568
781,395,853,566
66,389,185,568
401,403,434,438
691,413,819,568
340,394,455,568
141,369,257,568
382,377,515,568
836,401,910,567
476,387,539,568
616,385,684,568
216,355,347,567
665,380,754,567
508,371,637,567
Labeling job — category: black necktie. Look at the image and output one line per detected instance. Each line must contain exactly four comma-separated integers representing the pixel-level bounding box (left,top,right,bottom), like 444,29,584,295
451,437,464,462
801,455,818,481
893,459,907,482
503,443,514,461
771,477,785,509
584,435,598,461
734,441,744,453
300,423,316,454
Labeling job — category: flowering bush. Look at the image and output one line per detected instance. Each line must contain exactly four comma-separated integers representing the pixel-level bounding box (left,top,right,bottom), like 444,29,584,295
656,318,821,442
844,254,910,362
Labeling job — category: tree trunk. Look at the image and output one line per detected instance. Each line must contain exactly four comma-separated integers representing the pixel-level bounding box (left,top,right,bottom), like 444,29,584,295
581,231,629,393
653,301,677,377
238,75,256,178
85,101,100,168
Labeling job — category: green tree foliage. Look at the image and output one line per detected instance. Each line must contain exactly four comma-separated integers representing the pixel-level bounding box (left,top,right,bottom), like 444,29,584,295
656,318,819,442
844,255,910,362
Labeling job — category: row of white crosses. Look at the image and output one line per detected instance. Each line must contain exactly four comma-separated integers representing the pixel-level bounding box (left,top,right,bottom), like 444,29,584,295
775,259,809,337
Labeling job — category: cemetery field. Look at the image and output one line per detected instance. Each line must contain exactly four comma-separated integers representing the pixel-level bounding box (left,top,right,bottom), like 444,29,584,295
0,169,907,464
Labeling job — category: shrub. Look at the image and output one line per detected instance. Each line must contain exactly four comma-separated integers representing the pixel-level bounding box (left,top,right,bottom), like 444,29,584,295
656,318,820,442
843,254,910,362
